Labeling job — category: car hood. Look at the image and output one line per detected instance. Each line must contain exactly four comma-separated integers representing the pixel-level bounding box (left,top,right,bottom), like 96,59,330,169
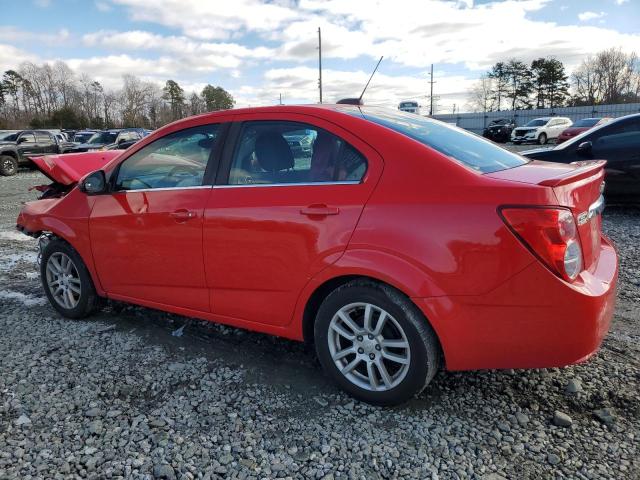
0,140,17,146
31,151,121,185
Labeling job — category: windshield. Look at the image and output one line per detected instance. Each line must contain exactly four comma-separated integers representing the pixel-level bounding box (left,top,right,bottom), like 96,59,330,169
573,118,600,128
400,102,418,108
356,107,528,173
0,132,18,141
88,131,118,144
525,119,547,127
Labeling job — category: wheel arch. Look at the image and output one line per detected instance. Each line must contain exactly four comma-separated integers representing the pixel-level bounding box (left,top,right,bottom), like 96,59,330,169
299,272,446,368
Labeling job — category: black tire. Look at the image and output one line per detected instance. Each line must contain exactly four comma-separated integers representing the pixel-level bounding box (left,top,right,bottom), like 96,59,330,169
0,155,18,176
538,133,547,145
40,238,101,319
314,280,441,406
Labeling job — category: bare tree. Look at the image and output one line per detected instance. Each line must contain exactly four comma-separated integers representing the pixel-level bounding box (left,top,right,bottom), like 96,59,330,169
467,75,496,112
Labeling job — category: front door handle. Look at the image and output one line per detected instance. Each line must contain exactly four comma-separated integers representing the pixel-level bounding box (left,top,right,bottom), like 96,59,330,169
170,209,197,222
300,204,340,216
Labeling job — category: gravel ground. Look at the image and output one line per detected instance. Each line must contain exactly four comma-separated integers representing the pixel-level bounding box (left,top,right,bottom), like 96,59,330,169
0,170,638,480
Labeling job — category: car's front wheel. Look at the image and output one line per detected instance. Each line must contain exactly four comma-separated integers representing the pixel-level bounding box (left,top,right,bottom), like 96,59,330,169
538,133,547,145
0,155,18,176
314,280,441,406
41,238,101,319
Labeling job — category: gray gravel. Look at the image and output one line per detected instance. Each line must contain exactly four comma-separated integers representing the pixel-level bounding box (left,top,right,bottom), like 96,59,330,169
1,170,639,479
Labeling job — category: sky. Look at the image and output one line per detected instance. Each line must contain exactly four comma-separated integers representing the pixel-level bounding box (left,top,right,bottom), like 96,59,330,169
2,0,639,113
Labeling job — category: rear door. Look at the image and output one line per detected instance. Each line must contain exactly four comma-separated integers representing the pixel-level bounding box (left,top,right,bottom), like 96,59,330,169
35,132,57,154
203,113,383,327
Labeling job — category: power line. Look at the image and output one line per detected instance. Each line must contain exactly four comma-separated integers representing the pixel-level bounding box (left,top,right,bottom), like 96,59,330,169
428,64,435,116
318,27,323,104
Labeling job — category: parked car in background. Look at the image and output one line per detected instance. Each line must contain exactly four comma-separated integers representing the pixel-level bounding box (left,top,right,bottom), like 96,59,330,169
17,106,616,405
66,128,145,153
482,118,515,143
511,117,572,145
557,117,612,144
398,101,420,114
103,130,144,151
73,130,99,144
0,130,73,175
522,113,640,203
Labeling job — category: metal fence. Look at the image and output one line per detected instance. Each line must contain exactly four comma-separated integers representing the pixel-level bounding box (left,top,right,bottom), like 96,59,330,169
432,103,640,134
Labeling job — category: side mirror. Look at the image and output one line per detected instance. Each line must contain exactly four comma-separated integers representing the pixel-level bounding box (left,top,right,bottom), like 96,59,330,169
80,170,107,195
576,141,592,157
17,137,28,144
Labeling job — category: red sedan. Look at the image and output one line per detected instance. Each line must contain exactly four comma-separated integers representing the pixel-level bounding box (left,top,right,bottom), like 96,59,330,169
557,117,611,144
16,106,617,405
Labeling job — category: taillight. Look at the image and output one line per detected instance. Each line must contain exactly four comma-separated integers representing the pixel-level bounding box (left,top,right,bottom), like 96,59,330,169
500,207,583,282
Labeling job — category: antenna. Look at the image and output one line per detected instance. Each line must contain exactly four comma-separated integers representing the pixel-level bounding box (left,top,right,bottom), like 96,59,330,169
359,56,383,102
337,56,384,106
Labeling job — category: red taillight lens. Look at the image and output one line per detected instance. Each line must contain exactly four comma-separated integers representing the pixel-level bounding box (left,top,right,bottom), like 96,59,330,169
500,207,583,282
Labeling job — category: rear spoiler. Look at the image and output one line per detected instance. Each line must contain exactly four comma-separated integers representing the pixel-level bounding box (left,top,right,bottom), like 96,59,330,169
538,160,606,187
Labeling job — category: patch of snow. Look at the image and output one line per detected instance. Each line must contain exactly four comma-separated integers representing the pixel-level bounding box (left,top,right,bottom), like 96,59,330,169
0,290,47,307
0,231,35,242
0,252,38,271
26,272,39,279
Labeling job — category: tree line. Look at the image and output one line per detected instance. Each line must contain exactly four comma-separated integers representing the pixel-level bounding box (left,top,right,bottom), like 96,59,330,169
468,48,640,112
0,61,235,130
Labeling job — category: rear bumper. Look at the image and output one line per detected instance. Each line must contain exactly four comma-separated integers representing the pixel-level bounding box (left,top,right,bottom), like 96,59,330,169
415,236,618,371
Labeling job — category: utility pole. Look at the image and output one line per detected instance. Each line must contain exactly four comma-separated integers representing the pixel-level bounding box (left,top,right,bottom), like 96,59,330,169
452,104,456,114
428,64,435,116
318,27,323,104
279,93,283,105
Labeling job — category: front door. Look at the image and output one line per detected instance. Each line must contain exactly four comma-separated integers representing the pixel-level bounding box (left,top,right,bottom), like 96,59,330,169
17,132,38,158
588,118,640,199
203,115,382,327
90,124,223,312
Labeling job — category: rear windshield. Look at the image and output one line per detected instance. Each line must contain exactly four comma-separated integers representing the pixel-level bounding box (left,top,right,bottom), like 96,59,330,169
573,118,600,127
356,108,528,173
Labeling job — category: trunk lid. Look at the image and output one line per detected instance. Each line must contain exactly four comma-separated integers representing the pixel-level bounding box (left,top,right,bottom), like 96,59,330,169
489,160,606,271
31,151,120,186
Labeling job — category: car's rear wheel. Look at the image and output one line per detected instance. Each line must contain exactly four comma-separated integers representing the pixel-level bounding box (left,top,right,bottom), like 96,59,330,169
0,155,18,176
538,133,547,145
314,280,441,406
41,238,101,319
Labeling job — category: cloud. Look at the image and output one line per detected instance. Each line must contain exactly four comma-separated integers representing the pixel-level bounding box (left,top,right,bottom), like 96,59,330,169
614,0,628,5
578,11,606,22
0,26,70,45
95,1,111,11
112,0,301,40
0,44,39,72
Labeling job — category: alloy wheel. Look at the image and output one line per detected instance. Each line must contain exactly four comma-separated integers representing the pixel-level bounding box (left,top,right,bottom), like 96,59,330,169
45,252,81,309
2,157,16,175
327,302,411,392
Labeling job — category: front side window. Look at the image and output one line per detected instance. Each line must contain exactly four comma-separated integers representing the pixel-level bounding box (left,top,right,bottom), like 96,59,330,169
19,133,36,144
115,124,219,191
228,121,367,185
525,119,547,127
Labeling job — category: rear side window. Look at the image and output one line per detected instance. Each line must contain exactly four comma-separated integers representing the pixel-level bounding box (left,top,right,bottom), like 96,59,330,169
36,132,51,142
228,121,367,185
357,108,528,173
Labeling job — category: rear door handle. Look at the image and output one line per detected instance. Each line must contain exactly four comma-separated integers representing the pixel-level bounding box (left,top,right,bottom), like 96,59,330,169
170,209,198,222
300,204,340,216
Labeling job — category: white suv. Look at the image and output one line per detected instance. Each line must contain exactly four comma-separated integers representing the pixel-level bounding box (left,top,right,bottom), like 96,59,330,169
511,117,572,145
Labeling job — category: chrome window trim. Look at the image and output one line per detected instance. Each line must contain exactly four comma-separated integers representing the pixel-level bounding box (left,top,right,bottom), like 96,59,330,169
213,181,361,189
112,185,212,194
